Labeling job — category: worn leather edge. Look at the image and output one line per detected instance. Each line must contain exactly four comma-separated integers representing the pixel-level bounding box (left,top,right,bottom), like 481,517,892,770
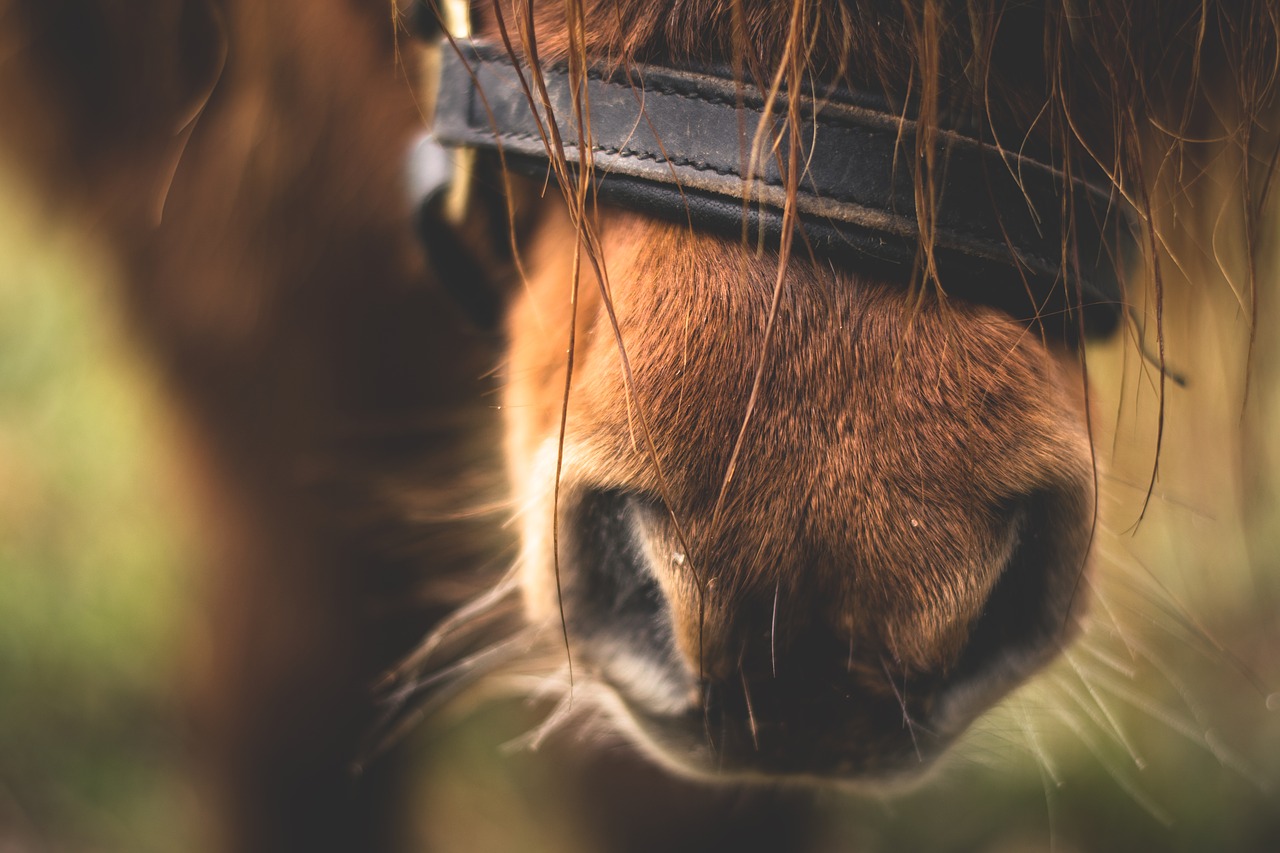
431,39,1131,336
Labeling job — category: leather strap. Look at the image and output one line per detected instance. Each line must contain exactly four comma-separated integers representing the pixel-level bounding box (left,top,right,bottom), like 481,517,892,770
431,40,1131,336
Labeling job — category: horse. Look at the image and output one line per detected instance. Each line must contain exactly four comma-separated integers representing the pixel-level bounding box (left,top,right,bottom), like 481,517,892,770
391,0,1277,779
0,0,1276,849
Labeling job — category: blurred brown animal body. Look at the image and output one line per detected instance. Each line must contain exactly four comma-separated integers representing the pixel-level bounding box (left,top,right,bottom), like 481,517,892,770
0,0,1273,849
1,2,494,849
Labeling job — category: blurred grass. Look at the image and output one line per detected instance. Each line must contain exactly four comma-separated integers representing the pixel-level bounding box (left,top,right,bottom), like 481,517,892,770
0,149,1278,852
0,169,195,851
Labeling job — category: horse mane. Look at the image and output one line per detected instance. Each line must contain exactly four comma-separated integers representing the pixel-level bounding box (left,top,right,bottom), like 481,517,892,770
514,0,1278,185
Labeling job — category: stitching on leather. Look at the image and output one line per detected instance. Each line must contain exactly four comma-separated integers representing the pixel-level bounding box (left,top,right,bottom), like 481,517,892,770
485,127,1063,270
464,56,1094,277
587,69,745,111
478,54,1110,204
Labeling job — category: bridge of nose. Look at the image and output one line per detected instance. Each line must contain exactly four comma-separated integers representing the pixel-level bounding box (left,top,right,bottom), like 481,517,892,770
622,337,1071,689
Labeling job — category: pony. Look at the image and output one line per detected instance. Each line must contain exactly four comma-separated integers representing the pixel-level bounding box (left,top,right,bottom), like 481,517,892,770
0,0,1276,849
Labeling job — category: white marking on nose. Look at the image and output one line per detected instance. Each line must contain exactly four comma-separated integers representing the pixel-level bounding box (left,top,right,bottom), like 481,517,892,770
602,643,697,715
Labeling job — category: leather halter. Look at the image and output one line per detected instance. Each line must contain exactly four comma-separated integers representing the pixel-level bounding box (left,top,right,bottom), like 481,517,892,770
422,39,1133,337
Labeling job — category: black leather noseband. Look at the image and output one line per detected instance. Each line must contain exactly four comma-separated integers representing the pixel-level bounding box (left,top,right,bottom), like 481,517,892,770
426,39,1133,337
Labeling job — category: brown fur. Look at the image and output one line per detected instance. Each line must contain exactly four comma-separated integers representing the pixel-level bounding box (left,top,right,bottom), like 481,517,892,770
505,207,1095,774
511,211,1093,667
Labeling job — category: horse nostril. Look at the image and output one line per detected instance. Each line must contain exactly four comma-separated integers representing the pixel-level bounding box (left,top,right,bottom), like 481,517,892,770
949,492,1087,691
560,489,691,708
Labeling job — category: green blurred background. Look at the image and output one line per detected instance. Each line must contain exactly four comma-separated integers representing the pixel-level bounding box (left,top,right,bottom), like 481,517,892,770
0,169,195,850
0,142,1278,851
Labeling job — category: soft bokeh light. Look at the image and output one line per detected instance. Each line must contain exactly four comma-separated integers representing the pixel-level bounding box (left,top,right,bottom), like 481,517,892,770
0,168,197,852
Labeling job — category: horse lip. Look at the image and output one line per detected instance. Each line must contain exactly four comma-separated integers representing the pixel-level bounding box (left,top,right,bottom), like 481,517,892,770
581,628,960,782
600,689,956,784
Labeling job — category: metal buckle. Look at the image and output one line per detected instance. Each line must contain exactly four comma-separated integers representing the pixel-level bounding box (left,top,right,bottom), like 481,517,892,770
408,1,473,224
